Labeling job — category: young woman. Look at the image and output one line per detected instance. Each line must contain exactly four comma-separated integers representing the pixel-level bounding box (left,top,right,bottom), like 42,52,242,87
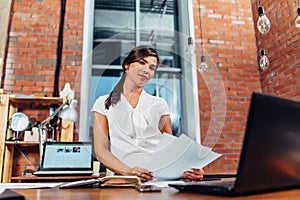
92,46,204,181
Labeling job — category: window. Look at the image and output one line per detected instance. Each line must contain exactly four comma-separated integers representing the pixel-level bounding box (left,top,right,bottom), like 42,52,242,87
80,0,200,142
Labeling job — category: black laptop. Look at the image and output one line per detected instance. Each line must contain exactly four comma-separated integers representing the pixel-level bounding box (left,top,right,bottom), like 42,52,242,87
34,141,94,176
169,92,300,196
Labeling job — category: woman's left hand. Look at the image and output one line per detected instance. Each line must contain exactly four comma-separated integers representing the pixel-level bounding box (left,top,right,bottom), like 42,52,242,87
183,168,204,180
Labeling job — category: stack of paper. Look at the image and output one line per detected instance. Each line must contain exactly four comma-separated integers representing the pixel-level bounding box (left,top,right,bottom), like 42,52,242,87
146,134,221,179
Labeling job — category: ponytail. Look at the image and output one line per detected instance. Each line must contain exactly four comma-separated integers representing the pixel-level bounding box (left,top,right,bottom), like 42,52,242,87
105,73,126,109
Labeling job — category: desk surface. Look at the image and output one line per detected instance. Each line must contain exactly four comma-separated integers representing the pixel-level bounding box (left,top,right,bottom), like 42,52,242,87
11,170,236,183
11,186,300,200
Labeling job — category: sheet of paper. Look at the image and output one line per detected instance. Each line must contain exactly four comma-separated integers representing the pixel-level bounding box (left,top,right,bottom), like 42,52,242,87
147,134,221,179
0,183,61,189
142,179,185,188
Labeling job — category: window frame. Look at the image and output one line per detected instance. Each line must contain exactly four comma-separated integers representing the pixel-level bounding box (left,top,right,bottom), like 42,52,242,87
80,0,201,143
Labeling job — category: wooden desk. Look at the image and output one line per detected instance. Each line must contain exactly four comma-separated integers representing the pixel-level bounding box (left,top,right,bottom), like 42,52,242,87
11,187,300,200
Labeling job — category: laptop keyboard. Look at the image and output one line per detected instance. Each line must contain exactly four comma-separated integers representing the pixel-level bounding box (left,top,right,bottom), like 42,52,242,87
187,179,235,188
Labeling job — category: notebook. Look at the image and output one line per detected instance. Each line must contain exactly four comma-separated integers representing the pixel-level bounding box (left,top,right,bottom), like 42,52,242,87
34,141,94,176
169,92,300,196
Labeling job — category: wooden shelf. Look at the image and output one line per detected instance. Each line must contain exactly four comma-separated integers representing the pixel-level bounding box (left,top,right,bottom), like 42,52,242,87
9,96,63,105
0,94,74,183
5,141,39,146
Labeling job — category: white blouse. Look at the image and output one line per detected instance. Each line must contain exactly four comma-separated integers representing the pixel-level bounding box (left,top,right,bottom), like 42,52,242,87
91,90,170,168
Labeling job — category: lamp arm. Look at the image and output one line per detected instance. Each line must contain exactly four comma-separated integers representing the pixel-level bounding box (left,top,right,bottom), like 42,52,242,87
37,99,69,165
39,100,69,127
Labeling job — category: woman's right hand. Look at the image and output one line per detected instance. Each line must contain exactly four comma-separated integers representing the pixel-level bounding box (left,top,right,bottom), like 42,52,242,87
128,167,153,182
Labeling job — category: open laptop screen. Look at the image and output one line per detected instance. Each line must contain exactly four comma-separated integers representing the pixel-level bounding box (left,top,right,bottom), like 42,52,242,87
41,142,93,170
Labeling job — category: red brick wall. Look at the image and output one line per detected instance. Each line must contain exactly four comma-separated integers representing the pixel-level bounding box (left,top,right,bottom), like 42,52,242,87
4,0,83,96
251,0,300,100
193,0,262,172
12,146,39,177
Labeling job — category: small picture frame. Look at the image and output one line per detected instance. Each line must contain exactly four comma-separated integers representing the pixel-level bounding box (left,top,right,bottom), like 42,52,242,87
23,128,39,142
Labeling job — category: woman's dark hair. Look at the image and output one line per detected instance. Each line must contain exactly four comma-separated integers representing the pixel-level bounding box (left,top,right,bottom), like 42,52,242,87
104,45,160,109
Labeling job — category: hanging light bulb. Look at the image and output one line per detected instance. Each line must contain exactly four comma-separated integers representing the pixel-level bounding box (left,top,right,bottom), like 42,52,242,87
295,8,300,29
257,6,271,34
198,55,209,72
185,36,195,56
259,49,270,70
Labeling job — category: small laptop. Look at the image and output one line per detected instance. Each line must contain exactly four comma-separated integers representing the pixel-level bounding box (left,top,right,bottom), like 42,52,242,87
34,141,94,176
169,92,300,196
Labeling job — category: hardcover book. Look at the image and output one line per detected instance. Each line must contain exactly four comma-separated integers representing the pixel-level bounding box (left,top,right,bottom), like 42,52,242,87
59,175,141,189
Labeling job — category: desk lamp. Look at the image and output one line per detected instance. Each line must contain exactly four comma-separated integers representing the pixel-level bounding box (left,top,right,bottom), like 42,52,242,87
38,83,78,163
38,97,78,162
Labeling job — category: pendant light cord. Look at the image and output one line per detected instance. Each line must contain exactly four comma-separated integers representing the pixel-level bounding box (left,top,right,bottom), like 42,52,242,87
53,0,67,97
257,0,264,51
197,0,204,57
